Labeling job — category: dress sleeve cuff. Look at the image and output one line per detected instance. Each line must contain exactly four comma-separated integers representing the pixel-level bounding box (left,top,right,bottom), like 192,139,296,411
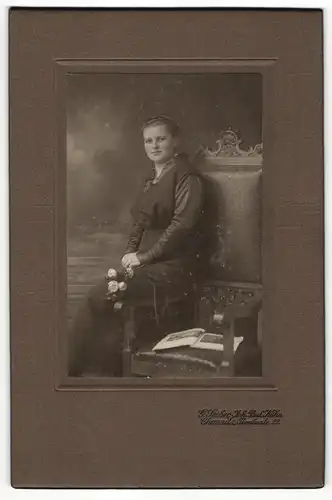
136,251,151,265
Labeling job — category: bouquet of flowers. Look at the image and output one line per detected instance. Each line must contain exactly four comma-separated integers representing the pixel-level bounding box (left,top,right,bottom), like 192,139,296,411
105,266,135,305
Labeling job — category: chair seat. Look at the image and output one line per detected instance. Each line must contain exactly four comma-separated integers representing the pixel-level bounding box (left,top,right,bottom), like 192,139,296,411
131,343,230,378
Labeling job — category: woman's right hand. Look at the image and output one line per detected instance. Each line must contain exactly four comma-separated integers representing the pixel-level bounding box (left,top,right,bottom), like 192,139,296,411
121,253,140,269
121,253,132,268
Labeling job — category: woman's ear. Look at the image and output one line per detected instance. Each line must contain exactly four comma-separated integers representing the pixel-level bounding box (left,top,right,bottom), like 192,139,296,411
173,136,180,150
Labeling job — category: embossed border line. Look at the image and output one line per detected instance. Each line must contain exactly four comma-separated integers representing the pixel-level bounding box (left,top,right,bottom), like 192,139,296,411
54,58,278,391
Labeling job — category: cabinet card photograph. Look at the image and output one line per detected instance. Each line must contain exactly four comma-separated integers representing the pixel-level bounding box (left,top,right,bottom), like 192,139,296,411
10,10,324,489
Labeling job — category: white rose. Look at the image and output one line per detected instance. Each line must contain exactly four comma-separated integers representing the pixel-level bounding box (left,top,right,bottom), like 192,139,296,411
107,268,117,279
108,280,119,293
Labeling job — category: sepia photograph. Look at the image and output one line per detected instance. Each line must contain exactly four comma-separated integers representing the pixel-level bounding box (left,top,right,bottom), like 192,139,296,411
66,71,263,380
9,8,324,489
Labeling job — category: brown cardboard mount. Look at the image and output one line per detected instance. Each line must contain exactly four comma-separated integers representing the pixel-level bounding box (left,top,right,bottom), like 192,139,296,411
9,8,324,488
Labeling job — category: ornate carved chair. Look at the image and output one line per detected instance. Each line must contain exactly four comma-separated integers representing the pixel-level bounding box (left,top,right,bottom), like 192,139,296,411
120,130,263,377
192,130,263,376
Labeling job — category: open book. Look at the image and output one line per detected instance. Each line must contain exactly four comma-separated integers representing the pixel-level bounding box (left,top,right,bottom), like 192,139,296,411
152,328,243,353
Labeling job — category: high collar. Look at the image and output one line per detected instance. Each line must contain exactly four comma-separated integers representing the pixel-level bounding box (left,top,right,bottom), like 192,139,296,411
143,153,189,192
151,152,188,184
152,156,176,184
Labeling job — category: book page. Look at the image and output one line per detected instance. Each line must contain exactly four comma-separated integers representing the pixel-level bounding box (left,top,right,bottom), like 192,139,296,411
152,328,206,351
191,333,244,352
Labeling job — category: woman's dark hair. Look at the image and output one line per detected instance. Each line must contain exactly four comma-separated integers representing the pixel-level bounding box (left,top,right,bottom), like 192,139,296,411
142,115,180,138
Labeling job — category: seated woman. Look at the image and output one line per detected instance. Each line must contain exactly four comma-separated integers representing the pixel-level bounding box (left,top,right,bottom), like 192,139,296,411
68,115,204,376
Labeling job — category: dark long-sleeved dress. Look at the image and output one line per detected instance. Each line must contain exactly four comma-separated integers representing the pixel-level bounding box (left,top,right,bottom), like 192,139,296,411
68,152,204,376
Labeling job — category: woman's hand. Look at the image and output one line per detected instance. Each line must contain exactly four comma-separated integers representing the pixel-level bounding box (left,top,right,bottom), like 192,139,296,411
121,252,141,269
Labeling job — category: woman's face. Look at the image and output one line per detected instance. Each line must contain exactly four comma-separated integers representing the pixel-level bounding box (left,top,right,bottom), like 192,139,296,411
143,124,178,165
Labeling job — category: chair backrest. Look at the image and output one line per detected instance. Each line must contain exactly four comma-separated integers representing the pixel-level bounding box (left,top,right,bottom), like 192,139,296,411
193,129,263,286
